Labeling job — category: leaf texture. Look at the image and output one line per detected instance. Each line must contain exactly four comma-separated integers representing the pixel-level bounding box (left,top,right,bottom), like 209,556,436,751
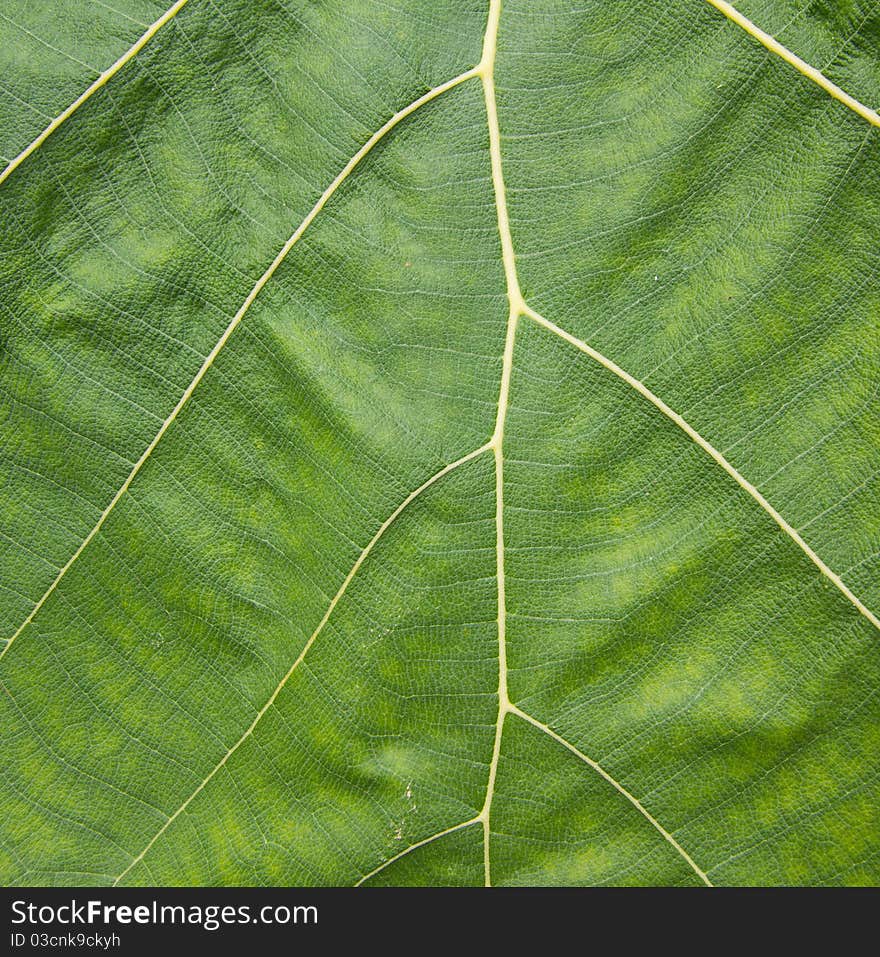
1,0,878,887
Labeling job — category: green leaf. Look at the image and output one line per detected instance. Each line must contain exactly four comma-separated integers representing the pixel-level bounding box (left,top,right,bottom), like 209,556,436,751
1,0,878,887
0,1,175,168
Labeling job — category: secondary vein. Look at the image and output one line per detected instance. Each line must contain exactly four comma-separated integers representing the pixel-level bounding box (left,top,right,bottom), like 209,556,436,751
354,816,482,886
705,0,880,128
0,66,479,662
0,0,192,189
525,307,880,634
113,442,492,885
509,704,713,886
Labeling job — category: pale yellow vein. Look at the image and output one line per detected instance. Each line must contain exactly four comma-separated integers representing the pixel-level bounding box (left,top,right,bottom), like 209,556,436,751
354,816,481,886
113,442,492,885
509,705,713,886
477,0,522,889
0,66,479,662
705,0,880,128
7,0,874,890
0,0,192,188
526,307,880,634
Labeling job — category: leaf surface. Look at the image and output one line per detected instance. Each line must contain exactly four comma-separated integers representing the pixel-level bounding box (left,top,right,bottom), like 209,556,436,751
1,0,878,887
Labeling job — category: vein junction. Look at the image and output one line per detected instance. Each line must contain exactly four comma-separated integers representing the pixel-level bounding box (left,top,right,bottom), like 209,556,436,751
4,0,877,888
381,0,880,887
113,442,493,886
110,8,714,878
473,0,710,888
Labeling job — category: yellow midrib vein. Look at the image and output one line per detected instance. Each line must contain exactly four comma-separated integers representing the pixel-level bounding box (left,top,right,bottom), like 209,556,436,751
352,702,712,887
476,0,518,890
4,0,874,887
474,0,711,889
1,0,872,184
114,0,711,888
0,0,192,188
705,0,880,128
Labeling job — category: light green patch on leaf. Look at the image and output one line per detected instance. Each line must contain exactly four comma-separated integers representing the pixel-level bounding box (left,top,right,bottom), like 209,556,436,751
1,0,878,887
